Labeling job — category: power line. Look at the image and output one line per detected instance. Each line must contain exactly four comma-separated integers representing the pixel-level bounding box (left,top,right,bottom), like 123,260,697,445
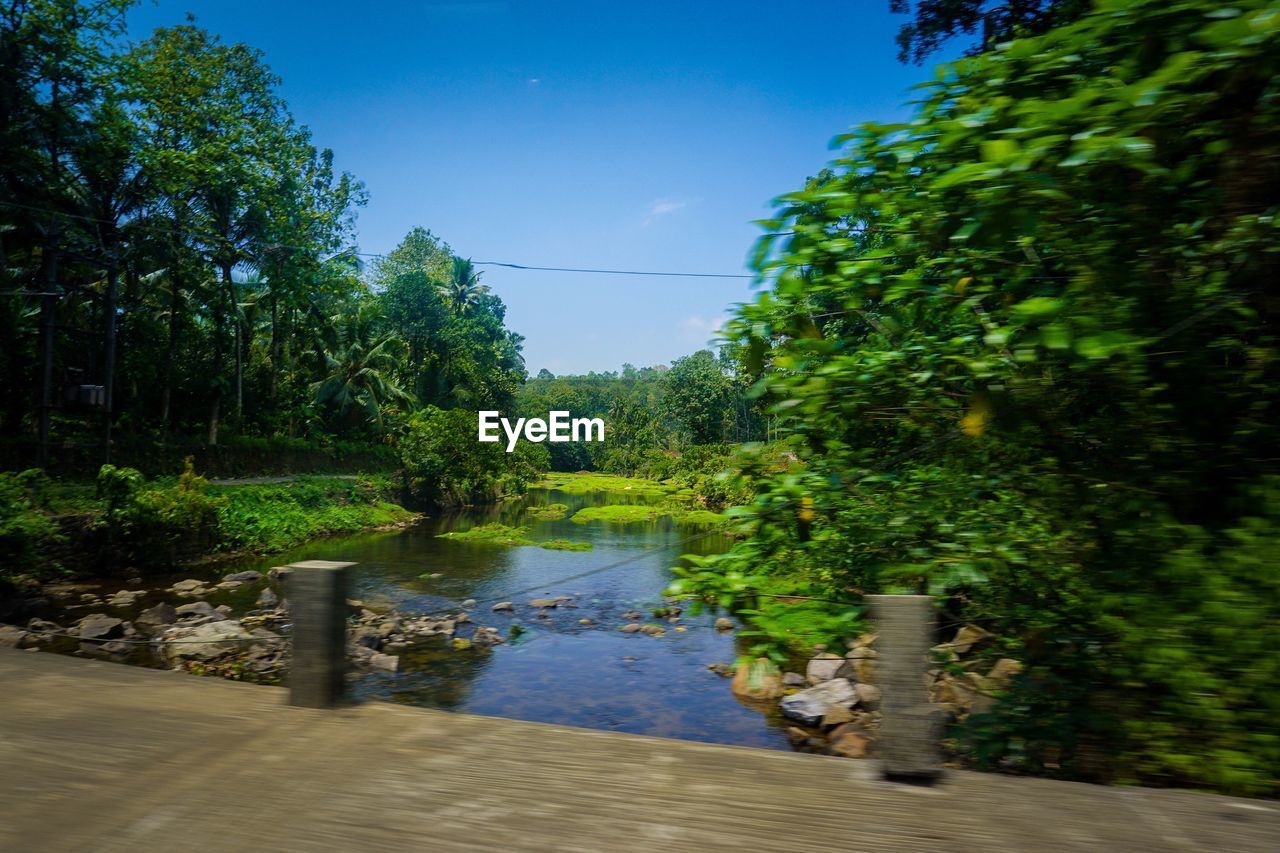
473,261,754,279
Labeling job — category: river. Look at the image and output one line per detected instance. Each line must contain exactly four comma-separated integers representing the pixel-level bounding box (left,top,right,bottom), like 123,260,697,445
40,477,793,751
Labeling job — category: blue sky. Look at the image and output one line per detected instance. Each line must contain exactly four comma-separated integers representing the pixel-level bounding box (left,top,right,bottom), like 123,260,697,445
127,1,956,374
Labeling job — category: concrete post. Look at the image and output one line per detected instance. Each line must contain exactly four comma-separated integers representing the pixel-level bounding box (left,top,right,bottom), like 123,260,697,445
287,561,353,708
868,594,941,780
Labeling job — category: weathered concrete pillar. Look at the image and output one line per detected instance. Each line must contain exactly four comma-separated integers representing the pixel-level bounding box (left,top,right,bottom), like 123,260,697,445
868,594,941,780
287,561,353,708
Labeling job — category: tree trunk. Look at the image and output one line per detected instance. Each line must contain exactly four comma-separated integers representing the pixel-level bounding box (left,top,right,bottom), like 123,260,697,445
269,292,279,403
161,269,181,442
102,254,119,464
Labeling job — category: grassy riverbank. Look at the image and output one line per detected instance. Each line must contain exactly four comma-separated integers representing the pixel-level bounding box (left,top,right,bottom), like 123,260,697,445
0,468,415,584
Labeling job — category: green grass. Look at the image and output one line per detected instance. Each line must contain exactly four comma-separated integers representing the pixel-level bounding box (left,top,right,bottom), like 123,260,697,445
536,472,675,497
570,502,727,527
537,538,593,551
668,507,727,525
214,475,415,554
436,523,534,546
570,504,663,524
436,524,592,551
526,502,569,520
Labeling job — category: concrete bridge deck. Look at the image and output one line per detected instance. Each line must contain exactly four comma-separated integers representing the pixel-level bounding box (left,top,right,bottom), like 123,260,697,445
1,649,1276,852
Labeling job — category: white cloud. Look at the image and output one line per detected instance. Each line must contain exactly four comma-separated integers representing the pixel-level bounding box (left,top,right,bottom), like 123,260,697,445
643,197,698,226
681,313,729,346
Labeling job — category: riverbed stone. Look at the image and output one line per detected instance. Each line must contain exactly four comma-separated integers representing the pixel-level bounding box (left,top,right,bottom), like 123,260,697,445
135,603,178,632
639,624,666,637
854,683,882,710
492,602,514,612
162,620,254,662
731,658,784,701
821,705,856,727
350,626,382,649
806,652,845,685
77,614,125,642
175,601,226,623
107,589,145,608
948,625,992,655
714,617,734,632
782,671,806,687
256,588,279,609
267,566,291,583
529,598,560,608
369,653,399,672
987,658,1023,686
780,678,858,726
620,623,642,633
224,570,263,583
827,728,872,759
0,625,29,648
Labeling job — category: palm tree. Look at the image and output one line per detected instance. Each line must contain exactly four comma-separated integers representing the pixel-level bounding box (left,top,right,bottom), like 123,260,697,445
312,303,411,433
438,257,489,314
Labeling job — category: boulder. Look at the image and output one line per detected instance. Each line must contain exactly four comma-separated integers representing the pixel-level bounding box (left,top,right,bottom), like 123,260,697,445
77,613,125,642
0,625,29,648
135,603,178,632
175,601,226,623
847,632,878,650
780,678,858,726
806,652,845,685
369,652,400,672
842,658,876,683
949,625,992,655
223,570,263,583
987,658,1023,686
782,671,806,687
170,579,205,593
714,617,734,632
854,683,882,710
731,658,784,701
161,620,254,662
81,639,130,658
106,589,144,608
350,626,382,649
27,618,61,635
376,620,402,639
256,588,279,609
827,728,872,758
821,705,856,727
267,566,291,583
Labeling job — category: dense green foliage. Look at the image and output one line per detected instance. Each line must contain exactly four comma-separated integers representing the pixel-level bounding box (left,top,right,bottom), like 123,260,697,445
213,475,412,553
676,0,1280,794
890,0,1089,63
0,3,528,483
400,406,549,507
96,459,224,568
0,471,64,568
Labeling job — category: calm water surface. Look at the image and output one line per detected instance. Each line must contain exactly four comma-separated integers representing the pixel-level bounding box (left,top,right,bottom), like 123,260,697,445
219,485,791,750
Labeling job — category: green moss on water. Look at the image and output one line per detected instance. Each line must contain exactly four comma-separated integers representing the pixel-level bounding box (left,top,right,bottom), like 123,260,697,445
436,523,534,546
537,539,593,551
527,502,569,520
536,472,674,497
570,502,727,527
668,507,727,525
571,504,663,524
